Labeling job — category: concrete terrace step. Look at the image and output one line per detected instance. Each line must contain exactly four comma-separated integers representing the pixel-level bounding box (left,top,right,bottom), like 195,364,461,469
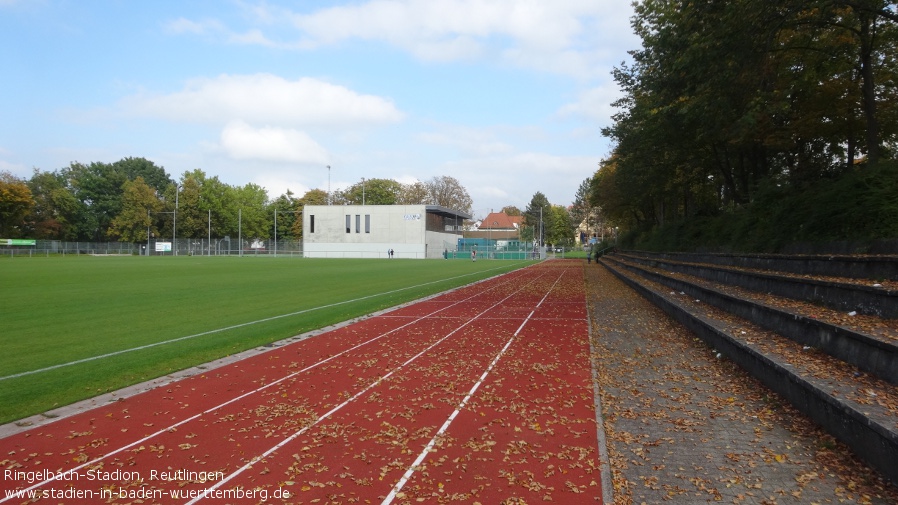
599,255,898,487
624,250,898,281
604,255,898,385
618,251,898,318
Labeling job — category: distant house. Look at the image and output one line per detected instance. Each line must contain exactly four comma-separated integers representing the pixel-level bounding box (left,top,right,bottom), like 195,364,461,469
575,208,610,246
301,204,470,259
466,211,522,241
457,211,539,259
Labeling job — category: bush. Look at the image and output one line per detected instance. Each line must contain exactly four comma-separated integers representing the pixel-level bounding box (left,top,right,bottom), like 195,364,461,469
631,161,898,253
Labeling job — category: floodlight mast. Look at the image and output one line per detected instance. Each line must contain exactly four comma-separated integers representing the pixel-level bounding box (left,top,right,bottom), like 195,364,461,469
173,184,180,256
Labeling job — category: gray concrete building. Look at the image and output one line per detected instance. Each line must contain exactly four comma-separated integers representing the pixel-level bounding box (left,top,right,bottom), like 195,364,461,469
302,204,471,259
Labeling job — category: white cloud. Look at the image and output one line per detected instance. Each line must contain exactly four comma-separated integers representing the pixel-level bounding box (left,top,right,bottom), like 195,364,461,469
252,172,312,199
393,174,422,186
164,17,281,47
290,1,580,50
164,17,222,35
168,1,638,78
119,74,404,128
0,158,26,174
227,28,278,47
557,84,622,124
220,121,329,164
286,0,636,77
416,127,514,156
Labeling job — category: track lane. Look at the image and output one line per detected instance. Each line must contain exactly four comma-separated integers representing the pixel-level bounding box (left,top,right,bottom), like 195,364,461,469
382,264,598,503
174,270,554,504
190,264,582,504
186,317,530,504
404,317,599,503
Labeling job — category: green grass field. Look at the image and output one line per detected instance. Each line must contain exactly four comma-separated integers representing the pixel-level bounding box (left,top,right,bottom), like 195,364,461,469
0,256,532,424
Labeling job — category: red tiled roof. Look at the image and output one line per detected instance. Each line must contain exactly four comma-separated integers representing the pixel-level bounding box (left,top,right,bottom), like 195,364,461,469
480,212,519,230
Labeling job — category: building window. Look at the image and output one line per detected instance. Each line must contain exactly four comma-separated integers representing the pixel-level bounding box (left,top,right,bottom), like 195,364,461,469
355,214,361,233
365,214,370,233
310,215,315,233
345,215,351,233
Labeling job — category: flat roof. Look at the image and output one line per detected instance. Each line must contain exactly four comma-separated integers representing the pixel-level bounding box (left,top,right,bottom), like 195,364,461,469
426,205,472,221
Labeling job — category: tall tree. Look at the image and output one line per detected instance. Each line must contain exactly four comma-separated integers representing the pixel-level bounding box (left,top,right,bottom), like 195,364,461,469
602,0,898,243
0,171,33,237
343,178,402,205
26,169,80,240
68,161,126,241
590,157,638,230
108,177,162,243
234,183,270,241
397,181,429,205
523,192,551,245
66,158,172,241
545,204,574,247
271,191,299,241
174,170,206,239
200,175,239,239
425,176,473,214
111,157,171,194
570,178,593,233
796,0,898,165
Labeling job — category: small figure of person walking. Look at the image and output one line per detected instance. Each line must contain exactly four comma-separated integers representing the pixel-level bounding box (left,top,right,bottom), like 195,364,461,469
471,248,476,262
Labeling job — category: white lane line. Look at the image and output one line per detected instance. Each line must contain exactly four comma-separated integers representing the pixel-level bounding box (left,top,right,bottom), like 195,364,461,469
1,263,524,381
381,267,567,504
186,270,549,504
0,267,535,503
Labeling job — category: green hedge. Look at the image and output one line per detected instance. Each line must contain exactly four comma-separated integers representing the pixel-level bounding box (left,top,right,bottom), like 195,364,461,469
628,161,898,253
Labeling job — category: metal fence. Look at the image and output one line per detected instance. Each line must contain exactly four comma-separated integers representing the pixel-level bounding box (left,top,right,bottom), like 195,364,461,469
0,239,304,258
1,240,553,259
448,240,546,260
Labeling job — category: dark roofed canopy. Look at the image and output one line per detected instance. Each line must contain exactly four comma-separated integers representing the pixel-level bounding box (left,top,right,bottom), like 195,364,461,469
425,205,471,221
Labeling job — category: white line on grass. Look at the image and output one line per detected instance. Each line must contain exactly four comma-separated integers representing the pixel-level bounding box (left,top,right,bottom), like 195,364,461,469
0,263,524,382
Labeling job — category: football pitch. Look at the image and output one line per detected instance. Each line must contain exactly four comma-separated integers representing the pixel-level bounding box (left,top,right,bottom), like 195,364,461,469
0,255,531,424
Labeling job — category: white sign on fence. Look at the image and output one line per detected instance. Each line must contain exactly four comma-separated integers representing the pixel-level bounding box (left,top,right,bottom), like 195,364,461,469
155,242,172,252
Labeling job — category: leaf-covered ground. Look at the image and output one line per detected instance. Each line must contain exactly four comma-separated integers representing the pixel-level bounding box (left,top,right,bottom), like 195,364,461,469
586,262,898,505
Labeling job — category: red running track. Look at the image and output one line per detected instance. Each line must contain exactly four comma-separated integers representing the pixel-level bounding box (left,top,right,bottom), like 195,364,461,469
0,260,602,504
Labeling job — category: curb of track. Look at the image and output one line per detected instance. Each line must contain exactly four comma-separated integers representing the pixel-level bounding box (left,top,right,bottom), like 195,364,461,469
585,267,617,505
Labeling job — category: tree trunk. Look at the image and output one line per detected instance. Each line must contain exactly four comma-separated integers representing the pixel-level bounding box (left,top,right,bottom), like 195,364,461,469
857,7,881,164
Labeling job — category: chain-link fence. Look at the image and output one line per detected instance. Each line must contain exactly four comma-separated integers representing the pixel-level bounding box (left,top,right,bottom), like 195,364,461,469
447,239,545,260
2,239,553,259
0,239,304,258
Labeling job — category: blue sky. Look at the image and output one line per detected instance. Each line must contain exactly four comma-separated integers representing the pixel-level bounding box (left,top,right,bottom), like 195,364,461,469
1,0,638,218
